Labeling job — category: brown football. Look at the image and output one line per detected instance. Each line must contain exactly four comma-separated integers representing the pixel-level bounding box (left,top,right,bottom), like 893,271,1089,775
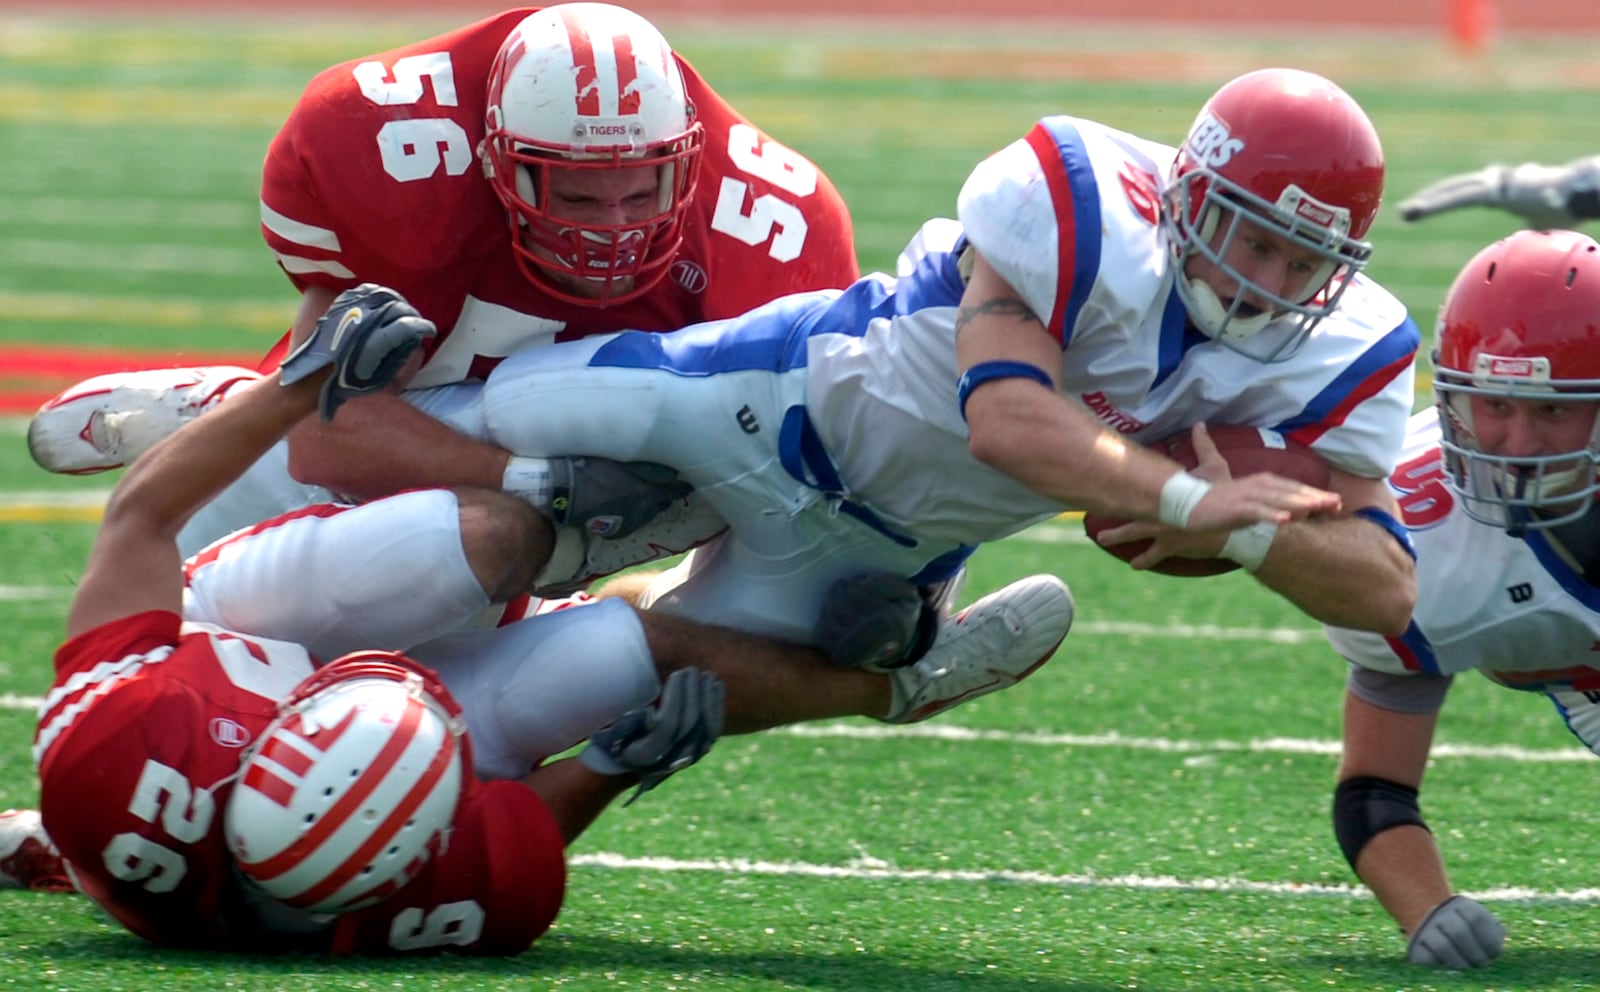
1081,424,1332,577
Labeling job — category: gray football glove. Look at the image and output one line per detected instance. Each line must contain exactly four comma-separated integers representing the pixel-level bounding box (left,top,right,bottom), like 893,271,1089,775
280,283,436,421
1406,895,1505,969
547,456,692,539
580,667,725,805
814,572,938,672
1399,155,1600,228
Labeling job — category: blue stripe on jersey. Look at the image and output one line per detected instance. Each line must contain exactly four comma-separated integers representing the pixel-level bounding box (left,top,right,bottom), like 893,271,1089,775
1388,619,1441,675
587,292,839,375
1525,528,1600,610
778,406,918,548
1151,291,1201,390
909,544,978,585
1035,118,1102,346
1271,313,1421,434
804,245,969,338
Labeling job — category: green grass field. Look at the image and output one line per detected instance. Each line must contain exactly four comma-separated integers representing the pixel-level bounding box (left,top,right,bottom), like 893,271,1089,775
3,13,1600,992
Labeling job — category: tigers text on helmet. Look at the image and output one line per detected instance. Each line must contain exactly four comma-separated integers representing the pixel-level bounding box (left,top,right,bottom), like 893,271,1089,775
1433,229,1600,534
224,651,469,915
1163,67,1384,362
481,3,705,306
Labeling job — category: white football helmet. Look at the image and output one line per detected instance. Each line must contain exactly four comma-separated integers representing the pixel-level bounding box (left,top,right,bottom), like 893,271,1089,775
481,3,705,305
224,651,468,914
1164,68,1385,361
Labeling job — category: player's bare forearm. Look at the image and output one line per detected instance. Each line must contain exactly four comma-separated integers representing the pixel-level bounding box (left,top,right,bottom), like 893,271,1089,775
68,371,317,638
285,390,512,500
1254,513,1415,633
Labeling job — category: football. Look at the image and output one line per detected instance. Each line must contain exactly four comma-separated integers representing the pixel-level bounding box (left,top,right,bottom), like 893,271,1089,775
1081,424,1332,577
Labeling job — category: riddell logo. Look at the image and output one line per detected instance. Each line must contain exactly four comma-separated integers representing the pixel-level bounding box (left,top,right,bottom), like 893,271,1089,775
1488,356,1538,377
1187,112,1245,168
671,260,708,293
1295,200,1336,226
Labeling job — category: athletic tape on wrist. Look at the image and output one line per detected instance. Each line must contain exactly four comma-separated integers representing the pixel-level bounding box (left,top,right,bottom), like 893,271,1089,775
956,360,1054,421
502,455,552,504
1158,471,1212,529
1221,521,1278,572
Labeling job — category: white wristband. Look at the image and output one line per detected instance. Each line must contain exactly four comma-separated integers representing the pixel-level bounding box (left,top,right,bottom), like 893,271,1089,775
1158,471,1213,529
1221,521,1278,572
502,455,553,507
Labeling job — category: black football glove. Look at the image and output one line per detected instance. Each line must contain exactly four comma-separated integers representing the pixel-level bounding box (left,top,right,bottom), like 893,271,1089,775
280,283,436,421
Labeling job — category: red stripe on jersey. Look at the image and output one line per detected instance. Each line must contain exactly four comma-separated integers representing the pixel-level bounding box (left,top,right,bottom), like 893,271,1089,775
561,7,602,117
1286,351,1414,448
1023,124,1076,342
183,502,352,584
1382,633,1424,673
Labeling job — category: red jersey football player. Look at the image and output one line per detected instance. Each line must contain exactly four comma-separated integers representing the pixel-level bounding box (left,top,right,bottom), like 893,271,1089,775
27,287,725,953
28,3,859,563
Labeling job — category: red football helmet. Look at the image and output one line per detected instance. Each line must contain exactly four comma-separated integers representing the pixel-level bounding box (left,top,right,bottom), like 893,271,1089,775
224,651,469,914
1434,229,1600,533
481,3,705,306
1164,68,1385,361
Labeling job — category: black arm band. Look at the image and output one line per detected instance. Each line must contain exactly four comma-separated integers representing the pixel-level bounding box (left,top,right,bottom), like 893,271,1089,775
1332,775,1428,872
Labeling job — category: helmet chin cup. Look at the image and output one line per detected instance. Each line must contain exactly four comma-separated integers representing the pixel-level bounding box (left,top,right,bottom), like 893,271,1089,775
1175,274,1273,343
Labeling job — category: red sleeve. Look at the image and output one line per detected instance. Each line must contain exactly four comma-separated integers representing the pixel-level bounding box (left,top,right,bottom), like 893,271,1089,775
257,11,526,301
37,618,294,950
328,779,567,955
672,59,860,319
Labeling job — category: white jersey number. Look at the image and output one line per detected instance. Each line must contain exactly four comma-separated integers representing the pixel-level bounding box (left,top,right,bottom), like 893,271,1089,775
388,901,488,951
711,123,816,262
102,759,216,893
353,52,472,183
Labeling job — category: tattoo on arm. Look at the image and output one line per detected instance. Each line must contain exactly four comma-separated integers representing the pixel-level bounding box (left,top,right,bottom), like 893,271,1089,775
956,297,1042,337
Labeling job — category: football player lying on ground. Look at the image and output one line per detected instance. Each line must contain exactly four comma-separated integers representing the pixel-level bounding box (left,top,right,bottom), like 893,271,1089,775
1322,230,1600,968
12,292,729,953
6,288,1078,923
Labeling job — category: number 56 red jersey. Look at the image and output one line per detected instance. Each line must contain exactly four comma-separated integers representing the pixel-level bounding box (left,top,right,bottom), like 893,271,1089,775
258,7,860,388
34,610,566,955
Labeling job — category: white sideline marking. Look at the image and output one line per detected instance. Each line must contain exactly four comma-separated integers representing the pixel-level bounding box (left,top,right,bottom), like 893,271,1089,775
0,586,68,601
571,852,1600,905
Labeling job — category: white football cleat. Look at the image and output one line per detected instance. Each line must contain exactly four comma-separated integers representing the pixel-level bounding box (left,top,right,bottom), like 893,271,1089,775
0,809,72,893
885,573,1073,724
28,365,262,474
535,493,728,596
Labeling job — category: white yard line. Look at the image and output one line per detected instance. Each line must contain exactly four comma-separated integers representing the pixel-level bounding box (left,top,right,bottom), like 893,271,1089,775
571,852,1600,906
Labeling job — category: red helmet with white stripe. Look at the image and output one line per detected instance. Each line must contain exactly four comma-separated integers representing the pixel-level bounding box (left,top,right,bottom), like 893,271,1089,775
481,3,704,306
224,651,468,914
